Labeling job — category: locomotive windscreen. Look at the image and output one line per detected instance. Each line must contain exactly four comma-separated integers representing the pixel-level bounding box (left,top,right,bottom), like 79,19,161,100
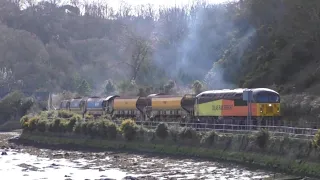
255,93,280,103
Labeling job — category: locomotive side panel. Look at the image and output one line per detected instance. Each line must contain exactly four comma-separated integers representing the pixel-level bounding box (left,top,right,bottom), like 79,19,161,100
195,100,222,116
221,100,258,116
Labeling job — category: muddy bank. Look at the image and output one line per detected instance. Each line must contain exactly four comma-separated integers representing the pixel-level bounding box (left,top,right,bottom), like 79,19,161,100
0,132,296,180
9,131,319,179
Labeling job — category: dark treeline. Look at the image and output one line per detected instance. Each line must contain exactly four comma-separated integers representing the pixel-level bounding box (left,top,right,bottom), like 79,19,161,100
0,0,319,97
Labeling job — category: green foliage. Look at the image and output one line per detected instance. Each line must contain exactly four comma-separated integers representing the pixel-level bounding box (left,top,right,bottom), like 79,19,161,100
155,123,169,139
178,127,197,140
77,80,91,96
200,130,217,146
37,120,47,132
168,126,179,142
58,110,74,119
0,91,34,123
119,119,138,141
104,79,116,95
313,129,320,148
255,129,270,149
192,80,204,94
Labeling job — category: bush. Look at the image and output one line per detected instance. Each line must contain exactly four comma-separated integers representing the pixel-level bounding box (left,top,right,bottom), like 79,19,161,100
156,123,169,139
80,121,88,135
105,121,118,139
168,126,179,142
36,120,47,132
59,119,68,133
255,129,270,149
120,119,138,141
47,118,63,132
66,115,80,132
313,129,320,148
86,121,96,137
58,110,74,119
179,127,197,140
73,121,82,134
27,116,40,132
200,130,217,146
20,115,30,129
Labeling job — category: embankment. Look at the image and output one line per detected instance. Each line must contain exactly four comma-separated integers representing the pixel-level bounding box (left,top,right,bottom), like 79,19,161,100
16,110,320,178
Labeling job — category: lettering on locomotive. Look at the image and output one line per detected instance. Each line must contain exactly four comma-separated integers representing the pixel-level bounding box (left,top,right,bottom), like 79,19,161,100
212,105,232,111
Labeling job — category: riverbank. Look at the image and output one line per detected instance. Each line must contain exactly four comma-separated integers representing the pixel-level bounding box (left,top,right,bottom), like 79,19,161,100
16,111,320,179
1,132,295,180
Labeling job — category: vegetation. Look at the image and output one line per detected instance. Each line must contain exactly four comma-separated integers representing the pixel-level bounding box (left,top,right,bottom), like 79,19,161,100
2,0,320,129
19,110,314,151
0,0,319,96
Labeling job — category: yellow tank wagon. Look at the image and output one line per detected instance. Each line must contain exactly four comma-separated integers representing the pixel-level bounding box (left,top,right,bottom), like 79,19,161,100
149,94,194,121
112,96,140,118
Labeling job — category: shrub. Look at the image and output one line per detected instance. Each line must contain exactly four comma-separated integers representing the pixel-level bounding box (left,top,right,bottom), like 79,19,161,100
80,121,89,135
20,115,30,129
313,129,320,148
86,121,96,137
27,116,40,132
36,120,47,132
200,130,217,146
47,118,62,132
156,123,169,139
255,129,270,149
168,126,179,142
120,119,138,141
57,110,74,119
59,119,68,133
85,114,94,120
95,120,107,138
73,121,82,134
105,121,118,139
66,115,80,132
179,127,197,140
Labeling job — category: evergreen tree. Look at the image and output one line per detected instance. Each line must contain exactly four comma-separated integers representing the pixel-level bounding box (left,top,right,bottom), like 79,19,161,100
77,80,91,96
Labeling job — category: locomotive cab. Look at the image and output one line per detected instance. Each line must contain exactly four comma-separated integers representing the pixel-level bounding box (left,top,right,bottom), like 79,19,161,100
252,88,280,117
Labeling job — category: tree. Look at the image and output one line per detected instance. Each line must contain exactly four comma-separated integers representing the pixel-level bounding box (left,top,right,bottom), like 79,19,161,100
192,80,203,94
104,79,116,95
77,80,91,96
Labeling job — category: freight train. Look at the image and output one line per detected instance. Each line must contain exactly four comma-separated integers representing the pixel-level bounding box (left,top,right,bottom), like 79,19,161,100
59,88,281,127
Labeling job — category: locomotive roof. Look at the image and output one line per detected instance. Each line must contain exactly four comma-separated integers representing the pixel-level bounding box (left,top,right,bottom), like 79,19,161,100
196,88,279,98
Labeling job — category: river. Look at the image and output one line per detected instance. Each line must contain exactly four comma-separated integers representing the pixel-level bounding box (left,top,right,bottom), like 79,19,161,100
0,132,308,180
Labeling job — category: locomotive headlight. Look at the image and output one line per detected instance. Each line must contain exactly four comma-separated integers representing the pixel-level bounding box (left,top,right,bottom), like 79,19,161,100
268,104,272,107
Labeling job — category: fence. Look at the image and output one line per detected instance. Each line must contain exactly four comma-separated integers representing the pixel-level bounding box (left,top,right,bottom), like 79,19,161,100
46,117,318,139
112,120,318,139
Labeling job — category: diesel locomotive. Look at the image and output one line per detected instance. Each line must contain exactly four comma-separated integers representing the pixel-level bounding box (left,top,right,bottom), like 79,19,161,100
59,88,281,127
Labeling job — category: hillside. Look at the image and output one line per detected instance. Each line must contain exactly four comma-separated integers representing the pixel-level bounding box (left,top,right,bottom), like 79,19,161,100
0,0,319,96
